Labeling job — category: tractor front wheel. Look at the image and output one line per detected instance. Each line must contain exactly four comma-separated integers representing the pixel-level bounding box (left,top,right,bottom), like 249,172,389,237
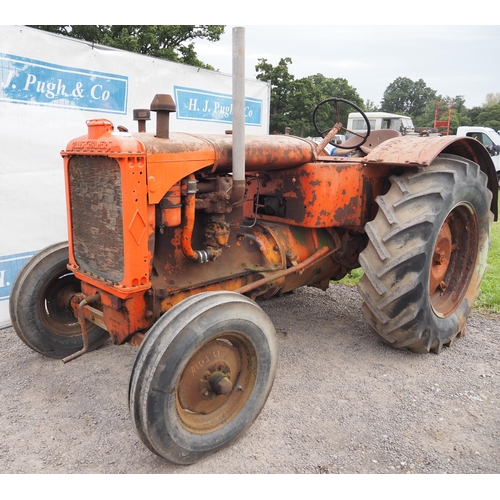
9,242,109,358
358,154,493,353
129,291,278,464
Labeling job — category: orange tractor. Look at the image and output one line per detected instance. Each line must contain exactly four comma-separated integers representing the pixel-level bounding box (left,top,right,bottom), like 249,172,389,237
10,94,497,464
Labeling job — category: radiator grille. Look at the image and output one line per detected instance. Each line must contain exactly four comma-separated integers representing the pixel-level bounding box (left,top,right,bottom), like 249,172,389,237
68,156,124,283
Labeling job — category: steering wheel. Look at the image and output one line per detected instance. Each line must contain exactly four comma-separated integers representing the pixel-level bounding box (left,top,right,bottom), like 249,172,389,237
312,97,371,150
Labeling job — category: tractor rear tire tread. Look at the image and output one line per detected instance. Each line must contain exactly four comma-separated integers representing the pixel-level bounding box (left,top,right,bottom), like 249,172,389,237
358,154,492,353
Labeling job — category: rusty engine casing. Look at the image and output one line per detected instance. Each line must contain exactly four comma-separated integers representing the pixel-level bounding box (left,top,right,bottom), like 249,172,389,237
61,110,498,347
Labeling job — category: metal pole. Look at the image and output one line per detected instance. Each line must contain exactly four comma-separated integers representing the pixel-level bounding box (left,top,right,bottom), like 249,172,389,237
232,26,245,184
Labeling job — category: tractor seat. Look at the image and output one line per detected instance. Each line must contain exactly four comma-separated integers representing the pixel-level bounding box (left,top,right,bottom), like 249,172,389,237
360,129,401,153
330,129,401,156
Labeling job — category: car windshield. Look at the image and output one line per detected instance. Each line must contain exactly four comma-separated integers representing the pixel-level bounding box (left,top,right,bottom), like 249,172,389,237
489,129,500,143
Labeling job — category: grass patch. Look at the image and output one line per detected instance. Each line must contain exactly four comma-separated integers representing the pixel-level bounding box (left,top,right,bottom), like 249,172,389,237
474,217,500,314
337,215,500,315
338,267,364,286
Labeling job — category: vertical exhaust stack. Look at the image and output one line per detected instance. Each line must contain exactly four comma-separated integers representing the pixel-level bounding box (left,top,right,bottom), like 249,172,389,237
231,26,246,205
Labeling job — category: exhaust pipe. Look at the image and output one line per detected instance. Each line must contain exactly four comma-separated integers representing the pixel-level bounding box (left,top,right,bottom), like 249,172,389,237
231,26,246,204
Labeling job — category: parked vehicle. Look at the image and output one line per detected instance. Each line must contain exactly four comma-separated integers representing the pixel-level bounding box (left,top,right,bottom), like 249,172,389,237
456,127,500,182
346,111,415,138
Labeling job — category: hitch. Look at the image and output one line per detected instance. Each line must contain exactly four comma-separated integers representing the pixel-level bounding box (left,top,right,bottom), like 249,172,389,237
62,293,101,364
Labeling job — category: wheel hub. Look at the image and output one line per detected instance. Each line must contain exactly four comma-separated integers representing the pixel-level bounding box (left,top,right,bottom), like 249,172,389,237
42,274,82,337
430,218,453,293
429,205,478,318
208,371,233,395
176,334,257,433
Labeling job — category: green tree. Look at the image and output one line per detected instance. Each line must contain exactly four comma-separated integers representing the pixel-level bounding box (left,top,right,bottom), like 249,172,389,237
307,74,364,108
256,58,363,135
414,96,472,134
256,57,295,133
303,75,363,136
285,77,323,137
467,106,485,125
448,96,472,133
484,93,500,106
28,25,225,69
381,77,437,118
452,95,467,114
365,99,379,112
477,104,500,130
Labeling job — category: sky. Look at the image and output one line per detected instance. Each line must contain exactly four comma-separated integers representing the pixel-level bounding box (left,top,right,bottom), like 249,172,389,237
194,25,500,110
11,2,500,110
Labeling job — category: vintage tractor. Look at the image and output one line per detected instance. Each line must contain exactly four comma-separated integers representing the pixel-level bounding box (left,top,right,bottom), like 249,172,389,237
9,95,497,465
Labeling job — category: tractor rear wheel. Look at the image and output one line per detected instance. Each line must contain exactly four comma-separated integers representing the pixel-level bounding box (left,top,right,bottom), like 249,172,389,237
129,291,278,464
9,242,109,358
358,154,493,353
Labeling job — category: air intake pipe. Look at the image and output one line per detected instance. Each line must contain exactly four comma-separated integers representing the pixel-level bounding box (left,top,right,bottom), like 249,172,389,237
150,94,176,139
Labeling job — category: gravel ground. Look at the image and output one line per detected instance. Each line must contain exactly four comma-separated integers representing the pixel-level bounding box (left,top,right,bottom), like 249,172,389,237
1,283,500,475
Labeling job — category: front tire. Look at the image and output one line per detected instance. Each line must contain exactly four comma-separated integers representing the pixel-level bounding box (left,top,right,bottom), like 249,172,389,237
358,155,493,353
9,242,109,358
129,291,278,464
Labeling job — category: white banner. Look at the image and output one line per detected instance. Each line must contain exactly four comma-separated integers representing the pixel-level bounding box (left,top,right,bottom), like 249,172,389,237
0,25,270,327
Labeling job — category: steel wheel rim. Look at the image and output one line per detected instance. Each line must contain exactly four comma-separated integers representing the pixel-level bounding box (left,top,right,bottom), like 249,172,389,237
430,203,478,318
176,333,257,434
40,271,81,337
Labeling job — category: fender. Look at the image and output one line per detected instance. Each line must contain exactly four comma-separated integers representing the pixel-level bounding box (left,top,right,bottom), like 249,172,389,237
364,135,498,220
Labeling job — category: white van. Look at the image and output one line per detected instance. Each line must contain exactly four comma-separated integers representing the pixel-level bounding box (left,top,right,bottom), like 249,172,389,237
456,126,500,175
347,112,415,138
